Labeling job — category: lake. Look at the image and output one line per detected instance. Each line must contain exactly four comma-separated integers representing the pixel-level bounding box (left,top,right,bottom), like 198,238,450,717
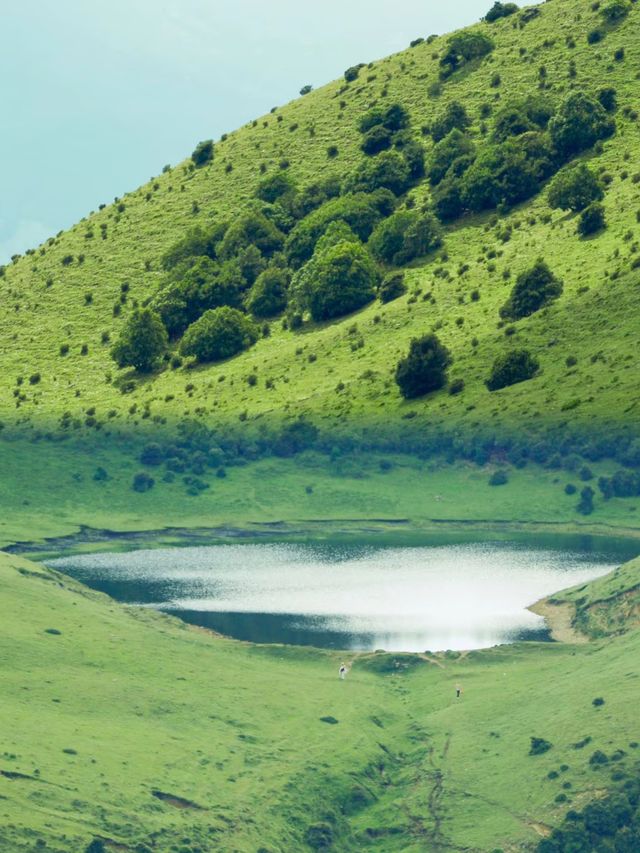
47,534,638,651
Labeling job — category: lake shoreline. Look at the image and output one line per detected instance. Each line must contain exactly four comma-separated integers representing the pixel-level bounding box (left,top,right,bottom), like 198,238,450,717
7,517,640,561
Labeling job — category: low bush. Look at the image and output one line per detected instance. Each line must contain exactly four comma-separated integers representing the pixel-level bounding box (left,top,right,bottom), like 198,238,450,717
111,308,168,372
548,92,615,160
245,267,289,318
578,202,606,236
485,1,519,21
379,272,407,303
431,101,471,142
132,472,155,493
500,259,563,320
395,334,452,399
368,209,443,265
547,163,604,212
180,307,259,363
529,737,553,756
489,470,509,486
486,349,540,391
440,31,494,78
191,139,214,167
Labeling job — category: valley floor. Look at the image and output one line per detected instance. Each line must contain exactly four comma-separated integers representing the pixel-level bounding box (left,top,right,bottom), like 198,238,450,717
1,551,639,852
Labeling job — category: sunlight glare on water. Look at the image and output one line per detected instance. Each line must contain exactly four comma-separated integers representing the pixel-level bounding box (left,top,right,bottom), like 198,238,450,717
49,542,619,652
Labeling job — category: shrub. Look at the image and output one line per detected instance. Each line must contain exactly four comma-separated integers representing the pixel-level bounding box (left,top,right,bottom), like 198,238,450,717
431,101,471,142
218,209,285,260
601,0,631,22
181,307,259,363
485,2,519,21
379,272,407,303
358,103,410,134
111,308,168,372
492,95,554,142
305,822,334,850
427,129,476,186
285,193,386,267
433,173,465,222
565,483,577,495
548,92,615,160
529,737,553,756
299,84,313,96
293,240,379,322
597,86,618,112
191,139,214,167
440,31,494,77
489,470,509,486
395,334,452,399
245,267,289,318
161,221,228,270
486,349,540,391
577,486,595,515
449,377,465,395
256,172,296,204
578,202,606,236
369,209,442,265
132,472,155,493
345,150,412,196
344,64,364,82
548,163,604,212
361,125,393,155
140,443,164,466
501,259,563,320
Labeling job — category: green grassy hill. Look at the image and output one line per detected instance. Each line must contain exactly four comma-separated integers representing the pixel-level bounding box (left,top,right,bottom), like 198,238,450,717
1,550,639,852
1,0,640,541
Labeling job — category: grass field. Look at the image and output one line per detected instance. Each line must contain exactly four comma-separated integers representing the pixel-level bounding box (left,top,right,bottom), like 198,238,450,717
1,550,639,852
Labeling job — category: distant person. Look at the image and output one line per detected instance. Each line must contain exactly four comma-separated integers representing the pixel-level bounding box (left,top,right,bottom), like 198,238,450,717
455,683,462,699
339,663,348,680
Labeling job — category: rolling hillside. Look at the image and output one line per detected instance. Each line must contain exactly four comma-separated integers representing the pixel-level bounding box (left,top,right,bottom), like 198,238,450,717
1,0,639,541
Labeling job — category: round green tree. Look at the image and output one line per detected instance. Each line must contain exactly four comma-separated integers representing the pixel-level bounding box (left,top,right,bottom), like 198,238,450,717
548,92,615,160
578,202,606,236
486,348,540,391
500,259,563,320
180,307,259,363
395,334,452,399
293,241,379,322
111,308,168,372
368,209,442,266
191,139,214,167
547,163,604,212
245,267,289,318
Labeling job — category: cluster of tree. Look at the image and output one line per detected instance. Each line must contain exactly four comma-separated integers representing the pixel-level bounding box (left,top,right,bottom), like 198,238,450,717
430,91,615,222
598,469,640,499
536,783,640,852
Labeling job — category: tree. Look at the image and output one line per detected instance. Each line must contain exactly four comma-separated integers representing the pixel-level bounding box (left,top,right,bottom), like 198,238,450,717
485,2,519,22
395,334,452,399
440,31,494,77
245,267,289,318
431,102,471,142
433,173,465,222
548,92,615,160
486,349,540,391
111,308,168,372
345,150,412,196
218,209,285,260
500,259,563,320
180,307,259,362
547,163,604,212
191,139,214,167
577,486,595,515
600,0,631,22
293,240,379,322
256,172,297,204
427,129,476,185
578,202,606,236
379,272,407,303
359,103,410,134
161,221,228,270
492,95,554,142
368,209,442,265
361,125,393,156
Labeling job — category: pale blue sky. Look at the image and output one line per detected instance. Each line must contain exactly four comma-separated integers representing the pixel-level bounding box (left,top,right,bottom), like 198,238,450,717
1,1,524,262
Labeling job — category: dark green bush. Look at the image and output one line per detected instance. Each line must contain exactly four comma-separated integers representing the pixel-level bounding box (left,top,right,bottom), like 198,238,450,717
361,125,393,155
305,822,334,850
111,308,168,372
218,209,285,260
395,334,452,399
293,240,379,322
548,92,615,160
486,349,540,391
379,272,407,303
485,2,519,21
565,483,577,495
359,103,410,134
492,95,554,142
161,222,228,270
256,172,297,204
597,86,618,112
245,267,289,318
344,150,412,196
191,139,214,167
368,209,442,265
577,486,595,515
440,31,494,77
344,64,364,82
430,101,471,142
529,737,553,756
578,202,606,236
489,470,509,486
180,307,259,363
601,0,631,22
132,472,155,493
427,129,476,186
500,259,563,320
548,163,604,212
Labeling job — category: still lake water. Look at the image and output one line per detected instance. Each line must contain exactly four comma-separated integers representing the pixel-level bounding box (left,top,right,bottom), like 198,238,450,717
48,536,638,651
48,535,638,652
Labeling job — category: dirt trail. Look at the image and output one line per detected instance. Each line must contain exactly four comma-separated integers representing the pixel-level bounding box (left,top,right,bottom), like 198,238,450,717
528,599,589,644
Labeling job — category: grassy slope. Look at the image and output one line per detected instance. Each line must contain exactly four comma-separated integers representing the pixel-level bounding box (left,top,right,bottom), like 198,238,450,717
0,0,639,543
2,551,640,852
1,0,639,443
